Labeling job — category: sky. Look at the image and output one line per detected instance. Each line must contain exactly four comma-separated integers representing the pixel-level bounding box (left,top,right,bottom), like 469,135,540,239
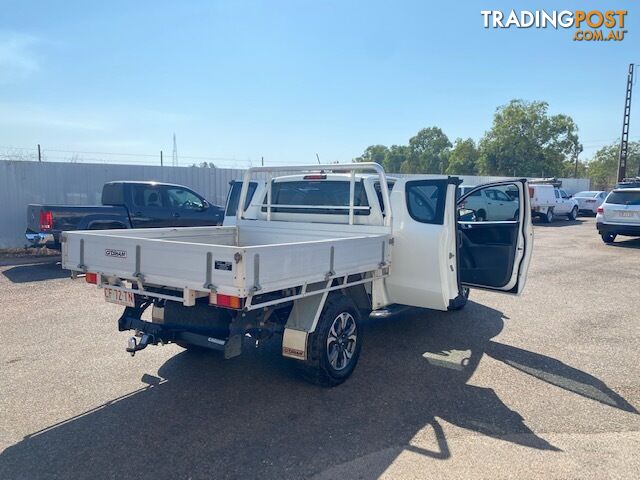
0,0,638,167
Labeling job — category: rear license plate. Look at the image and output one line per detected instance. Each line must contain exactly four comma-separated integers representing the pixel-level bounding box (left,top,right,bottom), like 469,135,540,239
618,211,635,218
104,287,135,307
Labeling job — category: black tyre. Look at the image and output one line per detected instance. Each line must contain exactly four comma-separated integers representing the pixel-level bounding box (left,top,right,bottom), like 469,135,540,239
300,294,362,387
544,208,554,223
448,286,469,311
601,232,617,244
569,206,578,221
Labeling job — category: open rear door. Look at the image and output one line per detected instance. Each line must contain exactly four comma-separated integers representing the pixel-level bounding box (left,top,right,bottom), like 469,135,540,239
457,180,533,294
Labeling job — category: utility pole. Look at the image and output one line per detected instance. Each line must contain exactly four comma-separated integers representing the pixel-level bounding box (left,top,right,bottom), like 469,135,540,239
37,144,41,162
261,156,264,166
172,133,178,166
316,153,321,164
617,63,634,182
160,150,163,167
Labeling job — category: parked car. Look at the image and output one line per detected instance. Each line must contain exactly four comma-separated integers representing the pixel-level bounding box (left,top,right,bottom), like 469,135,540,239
61,164,533,386
573,190,607,215
596,188,640,243
25,181,224,249
616,177,640,189
529,184,578,223
459,185,519,221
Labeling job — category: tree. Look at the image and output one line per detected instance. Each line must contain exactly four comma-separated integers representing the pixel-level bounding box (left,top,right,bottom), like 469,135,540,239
384,145,409,173
445,138,479,175
408,127,452,173
354,145,388,165
586,141,640,189
478,100,582,177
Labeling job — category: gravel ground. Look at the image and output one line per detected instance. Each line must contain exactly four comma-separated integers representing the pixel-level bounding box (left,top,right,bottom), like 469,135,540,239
0,217,638,479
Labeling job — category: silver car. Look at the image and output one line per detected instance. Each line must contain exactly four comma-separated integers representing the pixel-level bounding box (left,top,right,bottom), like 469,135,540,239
573,190,607,215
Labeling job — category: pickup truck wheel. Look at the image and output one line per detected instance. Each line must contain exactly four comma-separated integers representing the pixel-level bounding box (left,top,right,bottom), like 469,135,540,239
300,295,362,387
544,208,554,223
448,286,469,311
568,206,578,220
601,232,617,244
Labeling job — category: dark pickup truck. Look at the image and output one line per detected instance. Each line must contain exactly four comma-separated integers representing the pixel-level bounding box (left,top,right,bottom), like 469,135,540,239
25,181,224,249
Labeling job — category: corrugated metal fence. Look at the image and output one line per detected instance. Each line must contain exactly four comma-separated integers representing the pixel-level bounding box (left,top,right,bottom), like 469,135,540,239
0,160,590,248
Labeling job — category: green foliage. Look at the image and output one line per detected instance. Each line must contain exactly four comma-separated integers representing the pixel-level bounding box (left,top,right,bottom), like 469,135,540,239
354,99,594,179
586,141,640,189
446,138,479,175
406,127,451,173
354,145,388,165
478,100,582,177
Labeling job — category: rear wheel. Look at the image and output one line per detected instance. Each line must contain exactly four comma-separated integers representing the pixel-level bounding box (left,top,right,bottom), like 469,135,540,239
568,206,578,220
601,232,617,244
544,208,554,223
300,295,362,387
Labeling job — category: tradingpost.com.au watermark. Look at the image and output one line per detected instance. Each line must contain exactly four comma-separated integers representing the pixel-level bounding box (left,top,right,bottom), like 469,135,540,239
481,10,628,42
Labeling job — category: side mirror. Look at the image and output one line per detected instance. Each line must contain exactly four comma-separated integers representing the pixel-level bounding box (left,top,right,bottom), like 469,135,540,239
201,200,209,210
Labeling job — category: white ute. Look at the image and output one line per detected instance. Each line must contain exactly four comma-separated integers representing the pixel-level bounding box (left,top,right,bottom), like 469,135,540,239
529,184,579,223
62,164,533,386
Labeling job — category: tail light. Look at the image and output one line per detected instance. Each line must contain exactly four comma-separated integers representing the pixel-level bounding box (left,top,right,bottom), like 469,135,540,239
528,187,534,198
597,206,604,214
40,211,54,230
85,272,98,284
209,293,243,309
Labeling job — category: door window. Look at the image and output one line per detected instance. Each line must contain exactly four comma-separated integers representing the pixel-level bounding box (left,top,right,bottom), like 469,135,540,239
132,185,165,208
166,187,204,210
554,190,560,199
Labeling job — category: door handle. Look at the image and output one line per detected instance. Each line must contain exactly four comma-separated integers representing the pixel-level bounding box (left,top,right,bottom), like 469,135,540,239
172,212,180,218
134,211,142,216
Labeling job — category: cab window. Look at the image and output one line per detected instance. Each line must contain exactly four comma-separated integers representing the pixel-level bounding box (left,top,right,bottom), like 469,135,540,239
405,180,446,225
264,180,370,215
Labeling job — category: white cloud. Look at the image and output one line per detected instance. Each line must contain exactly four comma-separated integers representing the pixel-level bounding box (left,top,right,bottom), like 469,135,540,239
0,32,40,81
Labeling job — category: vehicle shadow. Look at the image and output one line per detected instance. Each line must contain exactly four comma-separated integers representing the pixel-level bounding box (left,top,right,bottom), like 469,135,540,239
532,219,585,228
0,302,634,479
609,237,640,249
1,261,67,283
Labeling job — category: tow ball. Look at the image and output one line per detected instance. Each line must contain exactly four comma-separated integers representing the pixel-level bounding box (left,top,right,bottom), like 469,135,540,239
126,333,153,356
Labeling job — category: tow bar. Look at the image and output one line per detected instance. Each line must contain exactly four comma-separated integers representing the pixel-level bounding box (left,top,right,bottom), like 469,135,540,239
126,333,153,356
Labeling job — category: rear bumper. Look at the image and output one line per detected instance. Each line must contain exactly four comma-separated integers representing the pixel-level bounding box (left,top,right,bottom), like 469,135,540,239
118,308,233,355
597,222,640,237
25,231,58,248
578,206,597,214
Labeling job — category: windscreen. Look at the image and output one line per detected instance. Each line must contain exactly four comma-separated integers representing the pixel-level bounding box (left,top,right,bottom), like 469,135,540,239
606,191,640,205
